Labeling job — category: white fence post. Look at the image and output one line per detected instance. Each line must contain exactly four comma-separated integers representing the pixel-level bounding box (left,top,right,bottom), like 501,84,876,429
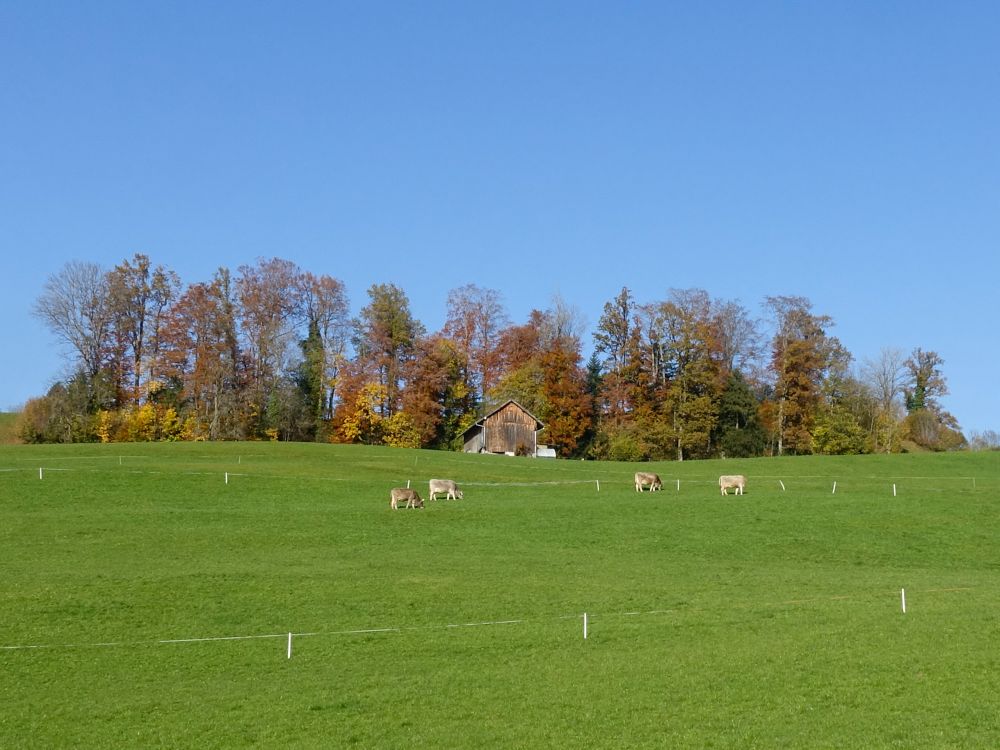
287,632,293,658
583,612,588,640
901,589,906,614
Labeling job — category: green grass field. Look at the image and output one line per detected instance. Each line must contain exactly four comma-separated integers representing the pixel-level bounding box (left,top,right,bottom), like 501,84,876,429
2,443,998,748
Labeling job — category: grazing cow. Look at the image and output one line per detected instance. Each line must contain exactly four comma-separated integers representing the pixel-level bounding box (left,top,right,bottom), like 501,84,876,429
390,487,424,509
428,479,463,501
719,474,747,496
635,471,663,492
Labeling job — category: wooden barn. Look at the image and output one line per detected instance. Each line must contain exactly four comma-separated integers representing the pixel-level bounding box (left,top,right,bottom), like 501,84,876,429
462,400,545,456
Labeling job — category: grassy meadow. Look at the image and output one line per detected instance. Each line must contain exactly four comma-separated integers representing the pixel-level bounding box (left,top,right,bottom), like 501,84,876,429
1,442,999,748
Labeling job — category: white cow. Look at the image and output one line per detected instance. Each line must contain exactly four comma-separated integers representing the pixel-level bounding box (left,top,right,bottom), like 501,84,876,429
390,487,424,509
428,479,463,501
635,471,663,492
719,475,747,496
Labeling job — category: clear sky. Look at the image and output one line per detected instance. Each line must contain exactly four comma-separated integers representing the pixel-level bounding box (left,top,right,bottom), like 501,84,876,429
2,2,998,435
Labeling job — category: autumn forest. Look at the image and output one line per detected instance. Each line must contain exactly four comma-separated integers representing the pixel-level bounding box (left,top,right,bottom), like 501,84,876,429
19,253,972,458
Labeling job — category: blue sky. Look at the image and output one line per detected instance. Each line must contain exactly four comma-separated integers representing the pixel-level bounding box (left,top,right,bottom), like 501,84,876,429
2,2,998,434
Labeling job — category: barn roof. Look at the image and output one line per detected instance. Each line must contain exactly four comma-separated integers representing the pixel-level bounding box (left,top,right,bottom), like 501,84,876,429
462,399,544,435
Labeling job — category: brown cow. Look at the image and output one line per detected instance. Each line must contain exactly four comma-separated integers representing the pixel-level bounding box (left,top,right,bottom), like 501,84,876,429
428,479,463,501
635,472,663,492
719,475,746,496
390,487,424,509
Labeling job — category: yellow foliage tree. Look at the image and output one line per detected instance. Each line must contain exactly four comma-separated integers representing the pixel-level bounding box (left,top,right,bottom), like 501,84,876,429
159,407,183,441
180,415,204,441
96,410,114,443
337,383,386,444
382,411,421,448
124,404,157,442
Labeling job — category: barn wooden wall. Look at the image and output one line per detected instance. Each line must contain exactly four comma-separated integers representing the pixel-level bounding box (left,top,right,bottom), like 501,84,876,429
483,403,536,454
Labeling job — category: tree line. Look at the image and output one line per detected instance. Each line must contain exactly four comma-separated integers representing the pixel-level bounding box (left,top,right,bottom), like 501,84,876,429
19,253,975,457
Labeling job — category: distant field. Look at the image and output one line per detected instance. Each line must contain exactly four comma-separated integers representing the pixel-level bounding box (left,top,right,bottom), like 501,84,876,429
2,443,998,748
